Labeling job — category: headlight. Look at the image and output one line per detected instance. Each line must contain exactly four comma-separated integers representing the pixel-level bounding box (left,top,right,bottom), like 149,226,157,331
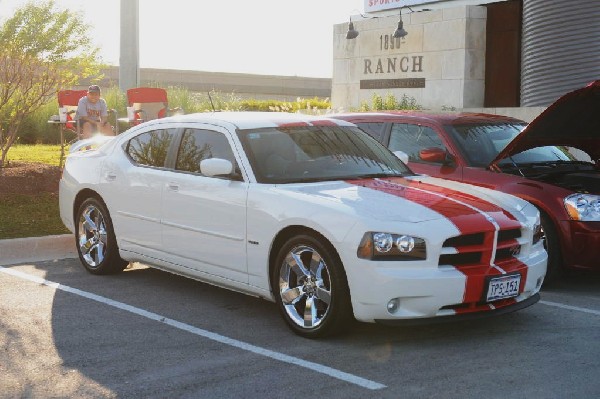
357,232,426,260
564,194,600,221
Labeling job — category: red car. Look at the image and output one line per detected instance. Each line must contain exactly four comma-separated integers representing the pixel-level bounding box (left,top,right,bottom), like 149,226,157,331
332,81,600,282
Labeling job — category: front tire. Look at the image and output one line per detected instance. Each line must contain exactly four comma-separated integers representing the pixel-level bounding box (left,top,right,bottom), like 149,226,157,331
75,197,128,275
541,212,563,284
272,234,353,338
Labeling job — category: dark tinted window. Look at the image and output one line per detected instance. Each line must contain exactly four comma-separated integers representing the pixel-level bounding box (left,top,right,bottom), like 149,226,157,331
446,123,534,167
126,129,175,167
389,124,446,162
356,122,385,141
175,129,236,175
237,125,411,183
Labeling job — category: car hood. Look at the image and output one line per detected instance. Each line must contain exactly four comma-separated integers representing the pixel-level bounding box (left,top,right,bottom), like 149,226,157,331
276,175,527,225
490,80,600,167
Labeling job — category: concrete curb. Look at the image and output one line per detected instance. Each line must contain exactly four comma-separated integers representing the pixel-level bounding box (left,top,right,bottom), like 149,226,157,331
0,234,77,266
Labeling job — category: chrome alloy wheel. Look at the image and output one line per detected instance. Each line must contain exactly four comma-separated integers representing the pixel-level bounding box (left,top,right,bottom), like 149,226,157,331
278,245,332,329
77,204,108,268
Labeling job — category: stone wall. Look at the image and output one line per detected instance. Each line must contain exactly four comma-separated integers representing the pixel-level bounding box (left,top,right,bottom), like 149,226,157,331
84,66,332,102
332,5,488,111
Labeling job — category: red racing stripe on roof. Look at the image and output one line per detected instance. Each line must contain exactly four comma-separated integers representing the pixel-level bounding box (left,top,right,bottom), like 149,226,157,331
310,119,339,126
276,122,311,127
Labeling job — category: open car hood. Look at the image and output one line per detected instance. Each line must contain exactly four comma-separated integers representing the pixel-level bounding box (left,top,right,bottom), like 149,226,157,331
490,80,600,167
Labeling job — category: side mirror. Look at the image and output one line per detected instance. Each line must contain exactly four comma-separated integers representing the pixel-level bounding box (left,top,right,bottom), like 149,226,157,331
200,158,233,177
393,150,409,164
420,147,450,164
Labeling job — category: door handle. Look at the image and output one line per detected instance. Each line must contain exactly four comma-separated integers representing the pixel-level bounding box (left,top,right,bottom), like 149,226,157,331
106,172,117,181
167,182,179,191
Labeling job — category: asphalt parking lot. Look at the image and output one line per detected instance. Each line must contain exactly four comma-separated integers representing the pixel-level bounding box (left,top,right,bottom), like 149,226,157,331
1,239,599,398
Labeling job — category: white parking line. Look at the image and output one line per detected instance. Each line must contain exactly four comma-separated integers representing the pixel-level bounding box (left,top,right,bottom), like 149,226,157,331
0,266,386,391
540,300,600,316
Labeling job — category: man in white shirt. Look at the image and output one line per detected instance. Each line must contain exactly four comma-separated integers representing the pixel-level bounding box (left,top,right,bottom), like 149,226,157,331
76,85,114,139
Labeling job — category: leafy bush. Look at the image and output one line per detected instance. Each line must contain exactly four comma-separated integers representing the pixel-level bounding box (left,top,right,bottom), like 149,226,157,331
359,92,422,111
17,102,59,144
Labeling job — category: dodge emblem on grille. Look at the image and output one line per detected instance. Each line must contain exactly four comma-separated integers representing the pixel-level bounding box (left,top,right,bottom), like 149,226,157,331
510,245,521,257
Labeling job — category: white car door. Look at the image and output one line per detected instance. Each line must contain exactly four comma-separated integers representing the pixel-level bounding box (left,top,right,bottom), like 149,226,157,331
102,127,178,252
160,126,249,283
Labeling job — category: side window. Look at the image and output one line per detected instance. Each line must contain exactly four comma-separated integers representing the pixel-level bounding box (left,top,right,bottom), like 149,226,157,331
389,124,446,163
126,129,175,167
356,122,385,141
175,128,236,176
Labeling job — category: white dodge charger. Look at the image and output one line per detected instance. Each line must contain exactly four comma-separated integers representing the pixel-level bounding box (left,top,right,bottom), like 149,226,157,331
59,112,547,338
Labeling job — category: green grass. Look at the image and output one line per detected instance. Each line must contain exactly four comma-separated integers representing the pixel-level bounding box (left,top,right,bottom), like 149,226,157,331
1,144,69,239
0,193,69,239
7,144,66,166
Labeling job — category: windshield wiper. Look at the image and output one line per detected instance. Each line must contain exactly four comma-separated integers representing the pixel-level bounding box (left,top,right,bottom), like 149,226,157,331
271,172,409,184
506,155,525,177
346,172,407,180
521,160,593,168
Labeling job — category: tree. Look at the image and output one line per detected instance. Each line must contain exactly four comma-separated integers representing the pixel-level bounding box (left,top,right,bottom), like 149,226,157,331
0,0,103,167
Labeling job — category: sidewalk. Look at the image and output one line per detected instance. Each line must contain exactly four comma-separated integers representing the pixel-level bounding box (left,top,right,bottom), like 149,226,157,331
0,234,77,266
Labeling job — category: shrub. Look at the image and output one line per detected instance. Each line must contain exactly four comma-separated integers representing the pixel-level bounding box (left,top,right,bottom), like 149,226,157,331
18,101,59,144
359,92,422,111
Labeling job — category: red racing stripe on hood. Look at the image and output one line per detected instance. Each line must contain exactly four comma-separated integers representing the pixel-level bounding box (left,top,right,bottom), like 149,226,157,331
348,177,520,232
384,177,529,307
347,177,529,310
392,177,521,230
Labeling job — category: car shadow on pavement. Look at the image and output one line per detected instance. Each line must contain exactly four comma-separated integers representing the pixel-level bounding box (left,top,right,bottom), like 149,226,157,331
4,258,598,398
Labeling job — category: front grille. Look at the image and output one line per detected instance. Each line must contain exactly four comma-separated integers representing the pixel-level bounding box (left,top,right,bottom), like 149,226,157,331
495,228,522,262
440,228,523,267
498,228,521,242
440,297,516,312
439,252,481,266
443,233,484,247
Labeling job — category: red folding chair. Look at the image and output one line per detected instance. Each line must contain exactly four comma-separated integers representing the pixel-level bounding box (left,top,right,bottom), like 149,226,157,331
48,90,87,166
57,89,87,137
126,87,183,126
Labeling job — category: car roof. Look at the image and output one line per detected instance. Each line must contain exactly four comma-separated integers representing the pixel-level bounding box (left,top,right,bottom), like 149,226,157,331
156,111,356,130
330,111,525,126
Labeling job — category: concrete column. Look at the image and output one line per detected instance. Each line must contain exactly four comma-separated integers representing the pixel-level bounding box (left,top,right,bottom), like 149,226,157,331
119,0,140,91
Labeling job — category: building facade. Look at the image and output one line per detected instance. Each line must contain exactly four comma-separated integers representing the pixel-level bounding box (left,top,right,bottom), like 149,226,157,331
332,0,600,111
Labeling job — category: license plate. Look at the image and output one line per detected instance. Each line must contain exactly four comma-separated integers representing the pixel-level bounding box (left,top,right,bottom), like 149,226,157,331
486,274,520,302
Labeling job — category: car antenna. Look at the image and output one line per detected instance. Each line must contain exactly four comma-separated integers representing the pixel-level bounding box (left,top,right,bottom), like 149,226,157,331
208,91,217,112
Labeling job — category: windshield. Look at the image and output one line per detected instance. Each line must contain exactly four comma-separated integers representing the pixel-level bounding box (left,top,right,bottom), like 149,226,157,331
446,123,574,167
237,125,411,183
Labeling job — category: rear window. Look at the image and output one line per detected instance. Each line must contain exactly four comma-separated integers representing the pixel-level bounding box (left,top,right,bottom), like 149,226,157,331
125,129,176,167
356,122,385,141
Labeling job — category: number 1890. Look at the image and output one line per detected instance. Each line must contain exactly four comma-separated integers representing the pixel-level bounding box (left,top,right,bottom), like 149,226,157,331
380,34,402,50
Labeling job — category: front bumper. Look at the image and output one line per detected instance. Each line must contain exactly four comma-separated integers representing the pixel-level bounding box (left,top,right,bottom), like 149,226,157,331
346,248,547,323
375,293,540,326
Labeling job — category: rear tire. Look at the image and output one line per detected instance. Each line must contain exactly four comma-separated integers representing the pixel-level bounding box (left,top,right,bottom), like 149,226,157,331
75,197,128,275
271,233,353,338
